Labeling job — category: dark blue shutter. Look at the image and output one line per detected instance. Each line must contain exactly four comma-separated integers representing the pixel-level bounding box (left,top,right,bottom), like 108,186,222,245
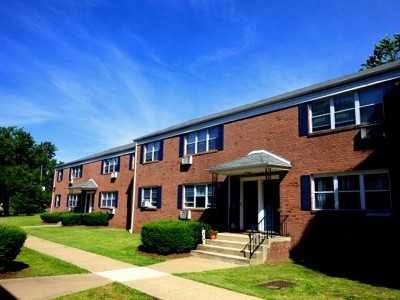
157,186,162,208
69,168,72,180
300,175,311,211
80,165,83,178
114,191,119,208
140,145,144,164
177,185,183,209
179,135,185,157
158,140,164,161
298,103,309,136
116,157,120,172
101,160,104,174
217,125,224,150
137,188,142,208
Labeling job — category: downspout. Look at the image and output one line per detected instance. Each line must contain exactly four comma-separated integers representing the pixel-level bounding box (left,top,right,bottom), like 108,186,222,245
50,170,56,213
129,141,138,233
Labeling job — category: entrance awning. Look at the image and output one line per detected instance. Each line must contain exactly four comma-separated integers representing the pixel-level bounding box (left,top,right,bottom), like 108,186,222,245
207,150,291,176
68,179,98,194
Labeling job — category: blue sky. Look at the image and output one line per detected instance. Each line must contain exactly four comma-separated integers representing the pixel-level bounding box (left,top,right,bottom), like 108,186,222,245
1,1,399,163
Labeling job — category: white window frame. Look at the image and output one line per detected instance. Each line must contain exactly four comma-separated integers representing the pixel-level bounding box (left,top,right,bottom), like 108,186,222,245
70,166,82,179
68,194,79,207
310,85,384,133
103,157,118,173
55,194,61,207
100,191,117,208
144,141,160,162
185,127,218,155
142,187,158,207
57,170,63,182
184,183,216,209
312,170,391,212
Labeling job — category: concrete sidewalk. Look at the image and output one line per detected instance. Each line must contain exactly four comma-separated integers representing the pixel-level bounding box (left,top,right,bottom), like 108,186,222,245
0,236,262,300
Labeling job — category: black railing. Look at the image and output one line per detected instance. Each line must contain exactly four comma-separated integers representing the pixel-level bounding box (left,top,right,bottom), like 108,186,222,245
247,214,289,258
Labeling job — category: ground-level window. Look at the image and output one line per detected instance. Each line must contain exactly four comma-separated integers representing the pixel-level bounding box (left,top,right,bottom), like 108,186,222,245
184,184,216,208
313,170,390,211
68,194,79,207
100,191,118,208
55,194,61,207
140,187,161,208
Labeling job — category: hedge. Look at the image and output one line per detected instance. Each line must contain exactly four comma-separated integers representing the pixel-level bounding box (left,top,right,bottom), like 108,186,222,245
141,220,204,255
0,224,27,271
40,212,63,223
81,212,110,226
60,213,82,226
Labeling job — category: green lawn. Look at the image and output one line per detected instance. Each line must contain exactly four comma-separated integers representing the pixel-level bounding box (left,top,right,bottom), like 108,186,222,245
0,214,44,227
25,226,165,266
1,247,88,279
53,282,156,300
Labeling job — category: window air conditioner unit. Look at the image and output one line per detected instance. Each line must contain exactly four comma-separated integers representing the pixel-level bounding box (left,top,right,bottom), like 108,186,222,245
67,207,72,212
108,208,115,214
360,127,384,140
69,178,74,184
111,172,118,179
181,156,193,165
179,210,191,220
142,201,151,208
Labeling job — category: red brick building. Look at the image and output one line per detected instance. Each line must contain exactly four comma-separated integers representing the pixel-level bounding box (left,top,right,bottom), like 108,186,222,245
52,61,400,258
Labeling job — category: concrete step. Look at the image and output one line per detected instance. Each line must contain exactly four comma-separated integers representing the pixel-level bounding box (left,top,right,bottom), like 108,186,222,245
216,232,250,243
191,249,252,265
206,238,251,250
196,244,264,260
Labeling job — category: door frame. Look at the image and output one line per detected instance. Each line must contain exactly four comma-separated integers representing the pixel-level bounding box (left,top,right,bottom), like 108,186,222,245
84,192,94,213
240,176,265,231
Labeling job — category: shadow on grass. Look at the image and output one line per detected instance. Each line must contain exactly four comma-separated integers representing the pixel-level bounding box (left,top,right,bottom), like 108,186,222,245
0,261,29,279
290,214,400,289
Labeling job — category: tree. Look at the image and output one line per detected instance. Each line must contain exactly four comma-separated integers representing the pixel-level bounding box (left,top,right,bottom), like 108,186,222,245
360,33,400,70
0,127,57,215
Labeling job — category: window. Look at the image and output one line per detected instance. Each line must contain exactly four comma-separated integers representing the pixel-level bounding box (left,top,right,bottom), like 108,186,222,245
184,126,221,155
68,194,79,207
100,191,118,208
140,187,162,208
311,86,384,132
55,195,61,207
184,184,216,209
143,141,162,163
70,165,82,179
312,171,390,211
57,170,63,182
102,157,119,174
129,153,135,170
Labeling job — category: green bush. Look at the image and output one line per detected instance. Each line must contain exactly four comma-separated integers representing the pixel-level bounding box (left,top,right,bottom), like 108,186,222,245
60,213,82,226
40,212,63,223
81,212,110,226
0,224,27,271
141,220,203,255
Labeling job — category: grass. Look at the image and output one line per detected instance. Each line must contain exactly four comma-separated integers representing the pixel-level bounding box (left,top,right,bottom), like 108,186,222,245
0,247,88,279
177,260,400,300
25,226,165,266
53,282,156,300
0,214,44,227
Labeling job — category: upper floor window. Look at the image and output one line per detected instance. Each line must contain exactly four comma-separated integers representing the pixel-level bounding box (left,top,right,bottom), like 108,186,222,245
312,171,390,212
184,184,216,209
57,170,63,182
138,186,162,208
310,86,384,132
102,157,119,174
55,194,61,207
70,165,82,179
179,125,224,157
67,194,79,207
100,191,118,208
141,141,163,163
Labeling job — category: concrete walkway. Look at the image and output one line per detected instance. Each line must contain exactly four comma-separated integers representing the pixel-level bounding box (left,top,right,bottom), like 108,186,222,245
0,236,262,300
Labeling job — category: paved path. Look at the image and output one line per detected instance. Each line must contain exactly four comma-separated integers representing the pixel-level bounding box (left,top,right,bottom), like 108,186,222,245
0,236,262,300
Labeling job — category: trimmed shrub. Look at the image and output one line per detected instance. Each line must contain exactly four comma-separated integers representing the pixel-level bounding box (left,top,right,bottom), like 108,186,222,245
0,224,27,271
141,220,202,255
40,212,63,223
81,212,110,226
60,213,82,226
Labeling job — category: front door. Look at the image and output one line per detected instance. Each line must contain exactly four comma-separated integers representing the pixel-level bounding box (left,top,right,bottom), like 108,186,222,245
84,192,94,213
243,181,259,230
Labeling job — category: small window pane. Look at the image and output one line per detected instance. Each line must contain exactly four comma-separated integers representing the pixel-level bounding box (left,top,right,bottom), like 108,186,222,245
334,94,354,111
209,127,218,139
197,141,206,152
315,193,334,209
338,175,359,191
359,87,383,106
187,133,196,143
186,186,194,196
365,192,391,210
364,173,389,190
198,130,206,141
315,177,333,192
338,192,361,209
187,143,195,155
335,110,355,127
311,100,330,116
360,104,383,123
312,115,331,130
196,196,206,208
196,185,206,196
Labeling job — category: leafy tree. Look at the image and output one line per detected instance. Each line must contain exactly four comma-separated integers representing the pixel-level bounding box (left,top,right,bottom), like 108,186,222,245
0,127,57,215
360,33,400,70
